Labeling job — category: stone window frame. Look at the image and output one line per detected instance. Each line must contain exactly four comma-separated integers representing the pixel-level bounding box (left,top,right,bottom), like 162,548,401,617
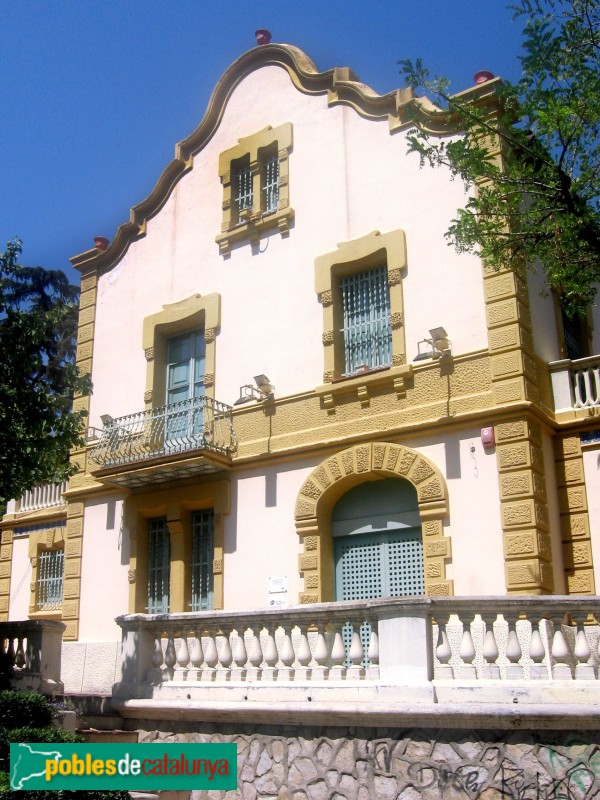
142,293,220,410
215,122,294,257
314,229,412,409
28,526,65,619
126,480,230,614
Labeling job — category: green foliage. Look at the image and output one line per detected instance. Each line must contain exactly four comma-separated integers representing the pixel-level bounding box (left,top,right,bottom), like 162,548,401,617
0,691,54,730
0,690,129,800
400,0,600,314
0,727,79,775
0,239,91,504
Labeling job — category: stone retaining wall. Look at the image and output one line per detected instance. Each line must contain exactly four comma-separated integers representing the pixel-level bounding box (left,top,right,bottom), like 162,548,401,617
134,721,600,800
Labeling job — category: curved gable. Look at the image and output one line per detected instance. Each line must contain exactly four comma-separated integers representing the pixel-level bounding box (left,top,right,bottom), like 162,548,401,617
71,43,500,275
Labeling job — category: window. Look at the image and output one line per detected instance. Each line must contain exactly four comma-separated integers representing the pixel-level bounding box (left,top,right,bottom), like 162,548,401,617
127,482,228,615
559,299,591,361
36,549,64,611
340,265,392,375
147,517,170,613
165,331,206,444
216,123,293,256
231,147,279,222
262,147,279,213
232,155,253,223
315,229,411,406
191,510,214,611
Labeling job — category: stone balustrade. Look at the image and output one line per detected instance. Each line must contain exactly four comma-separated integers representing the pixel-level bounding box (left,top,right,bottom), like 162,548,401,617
0,619,65,695
114,596,600,719
550,354,600,412
5,481,68,516
432,597,599,682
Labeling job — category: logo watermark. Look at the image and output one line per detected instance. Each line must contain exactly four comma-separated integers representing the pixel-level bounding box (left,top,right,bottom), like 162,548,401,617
10,743,237,791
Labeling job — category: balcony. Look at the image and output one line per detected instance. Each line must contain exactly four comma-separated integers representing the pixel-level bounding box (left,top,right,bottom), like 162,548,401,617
88,396,236,488
550,354,600,414
113,596,600,729
5,481,67,516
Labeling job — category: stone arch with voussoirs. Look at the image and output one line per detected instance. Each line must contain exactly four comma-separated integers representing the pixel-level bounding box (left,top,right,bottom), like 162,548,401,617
294,442,453,603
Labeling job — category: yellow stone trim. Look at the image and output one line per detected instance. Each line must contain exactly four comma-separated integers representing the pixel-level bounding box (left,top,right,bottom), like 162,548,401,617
314,229,409,402
216,122,294,256
26,526,66,621
495,416,554,595
294,441,451,601
125,479,230,613
142,293,220,406
555,434,595,595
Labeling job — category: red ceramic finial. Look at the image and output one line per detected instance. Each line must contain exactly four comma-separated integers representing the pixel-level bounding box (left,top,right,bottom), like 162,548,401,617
94,237,109,251
255,29,272,46
474,70,495,85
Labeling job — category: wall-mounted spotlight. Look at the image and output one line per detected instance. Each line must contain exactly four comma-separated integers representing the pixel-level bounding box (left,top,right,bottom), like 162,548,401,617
233,375,275,406
100,414,115,427
414,327,452,362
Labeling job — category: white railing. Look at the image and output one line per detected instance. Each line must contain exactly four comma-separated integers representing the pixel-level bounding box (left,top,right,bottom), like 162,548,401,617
114,597,600,711
431,597,599,681
550,355,600,412
12,481,68,514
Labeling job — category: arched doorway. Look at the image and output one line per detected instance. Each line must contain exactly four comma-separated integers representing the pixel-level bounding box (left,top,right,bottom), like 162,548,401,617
332,478,423,601
294,442,452,602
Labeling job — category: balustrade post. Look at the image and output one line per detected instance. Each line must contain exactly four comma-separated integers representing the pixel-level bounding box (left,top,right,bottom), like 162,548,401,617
327,625,346,681
276,623,295,682
573,621,594,680
294,626,312,681
377,600,431,685
432,615,452,680
214,629,233,682
173,632,190,681
114,617,155,698
345,620,366,680
551,613,574,680
200,627,218,682
187,632,203,681
259,622,278,682
230,628,248,681
246,630,262,682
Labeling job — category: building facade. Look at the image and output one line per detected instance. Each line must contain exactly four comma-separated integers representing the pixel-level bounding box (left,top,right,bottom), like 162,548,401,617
1,40,599,698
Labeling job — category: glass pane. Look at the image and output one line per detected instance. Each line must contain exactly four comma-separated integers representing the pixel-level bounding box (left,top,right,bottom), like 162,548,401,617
191,510,214,611
340,265,392,375
148,517,170,613
169,363,190,389
168,335,190,363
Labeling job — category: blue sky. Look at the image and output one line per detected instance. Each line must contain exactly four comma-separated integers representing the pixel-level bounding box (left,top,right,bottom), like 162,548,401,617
1,1,525,283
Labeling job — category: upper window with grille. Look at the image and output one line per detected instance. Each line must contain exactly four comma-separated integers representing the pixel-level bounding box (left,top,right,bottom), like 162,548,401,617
216,123,293,256
340,265,392,375
37,549,64,611
315,229,410,400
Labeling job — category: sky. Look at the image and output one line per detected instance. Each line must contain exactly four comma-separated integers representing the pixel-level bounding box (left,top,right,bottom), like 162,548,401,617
1,1,526,284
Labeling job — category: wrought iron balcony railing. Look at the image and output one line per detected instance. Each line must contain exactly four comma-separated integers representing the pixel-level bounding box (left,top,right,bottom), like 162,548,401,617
88,396,236,470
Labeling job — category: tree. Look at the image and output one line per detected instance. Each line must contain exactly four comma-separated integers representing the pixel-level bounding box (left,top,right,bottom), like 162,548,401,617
400,0,600,314
0,240,89,505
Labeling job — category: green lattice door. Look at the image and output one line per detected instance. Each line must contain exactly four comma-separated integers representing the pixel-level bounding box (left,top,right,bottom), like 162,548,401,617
332,478,424,601
334,529,424,600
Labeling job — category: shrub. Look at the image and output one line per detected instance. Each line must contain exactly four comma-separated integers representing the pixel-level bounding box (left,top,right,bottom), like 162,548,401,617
0,691,53,730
